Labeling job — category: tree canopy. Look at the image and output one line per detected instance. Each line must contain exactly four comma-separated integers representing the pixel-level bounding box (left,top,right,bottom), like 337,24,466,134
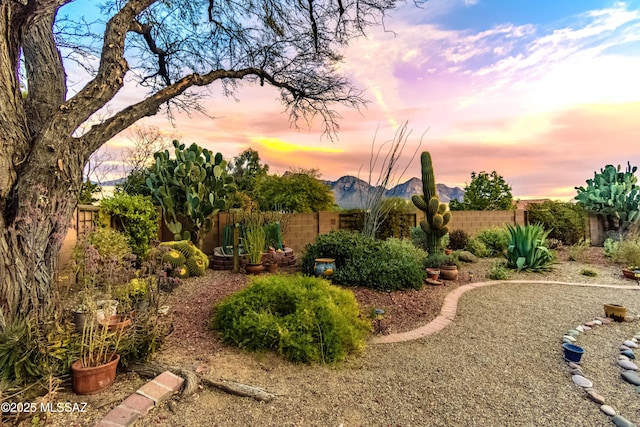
254,169,335,212
0,0,400,327
449,171,515,211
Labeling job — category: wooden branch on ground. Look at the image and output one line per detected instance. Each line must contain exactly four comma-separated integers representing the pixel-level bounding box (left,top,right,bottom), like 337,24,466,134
126,361,275,402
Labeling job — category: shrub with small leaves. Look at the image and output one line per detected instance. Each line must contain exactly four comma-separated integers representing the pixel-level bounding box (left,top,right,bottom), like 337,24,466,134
475,227,510,257
457,250,477,263
465,237,490,257
568,239,590,262
212,274,370,364
487,263,510,280
448,229,469,250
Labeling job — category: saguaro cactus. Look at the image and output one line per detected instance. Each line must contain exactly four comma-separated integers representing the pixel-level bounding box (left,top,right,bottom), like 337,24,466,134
146,140,236,248
411,152,451,254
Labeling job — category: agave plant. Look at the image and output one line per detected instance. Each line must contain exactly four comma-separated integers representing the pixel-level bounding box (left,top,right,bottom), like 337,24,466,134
504,223,554,272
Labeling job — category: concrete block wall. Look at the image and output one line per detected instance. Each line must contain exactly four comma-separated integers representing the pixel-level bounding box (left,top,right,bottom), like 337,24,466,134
447,210,525,236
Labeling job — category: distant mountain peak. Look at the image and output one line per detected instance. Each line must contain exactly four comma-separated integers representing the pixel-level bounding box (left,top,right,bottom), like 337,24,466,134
325,176,464,209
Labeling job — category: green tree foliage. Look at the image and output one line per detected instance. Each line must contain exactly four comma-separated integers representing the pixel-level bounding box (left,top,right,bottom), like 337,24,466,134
575,162,640,234
99,194,159,260
146,141,236,248
78,180,101,205
228,149,270,193
527,201,586,245
449,171,515,211
254,169,335,212
117,168,154,198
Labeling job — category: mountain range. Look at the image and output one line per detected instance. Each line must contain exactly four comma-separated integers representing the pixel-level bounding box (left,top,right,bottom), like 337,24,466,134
325,176,465,209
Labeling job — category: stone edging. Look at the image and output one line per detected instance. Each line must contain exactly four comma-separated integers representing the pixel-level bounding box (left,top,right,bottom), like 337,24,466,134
370,280,640,344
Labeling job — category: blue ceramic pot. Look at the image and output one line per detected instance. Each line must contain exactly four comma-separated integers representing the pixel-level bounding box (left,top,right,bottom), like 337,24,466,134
314,258,336,277
562,343,584,363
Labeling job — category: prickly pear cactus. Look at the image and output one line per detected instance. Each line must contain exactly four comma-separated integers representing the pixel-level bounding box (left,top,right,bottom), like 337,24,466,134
411,152,451,254
575,162,640,233
147,140,236,248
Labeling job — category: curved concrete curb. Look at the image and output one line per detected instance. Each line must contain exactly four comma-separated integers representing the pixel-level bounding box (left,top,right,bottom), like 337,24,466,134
370,280,640,344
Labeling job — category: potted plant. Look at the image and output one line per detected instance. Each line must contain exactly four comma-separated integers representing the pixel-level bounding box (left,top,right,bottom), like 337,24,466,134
242,217,266,274
71,313,127,394
439,256,459,281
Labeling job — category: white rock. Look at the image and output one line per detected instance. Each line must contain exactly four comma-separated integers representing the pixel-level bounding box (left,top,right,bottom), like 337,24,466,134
593,320,603,325
624,340,638,349
619,360,638,370
576,325,585,332
600,405,616,416
572,375,593,388
563,335,577,342
620,355,630,361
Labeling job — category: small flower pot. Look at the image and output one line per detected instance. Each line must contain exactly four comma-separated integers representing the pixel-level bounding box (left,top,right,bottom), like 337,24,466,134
71,353,120,395
562,343,584,363
245,263,264,275
604,304,627,322
314,258,336,278
426,268,440,280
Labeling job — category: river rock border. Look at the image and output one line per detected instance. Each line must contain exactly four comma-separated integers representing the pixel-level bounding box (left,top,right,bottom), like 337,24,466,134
563,313,640,427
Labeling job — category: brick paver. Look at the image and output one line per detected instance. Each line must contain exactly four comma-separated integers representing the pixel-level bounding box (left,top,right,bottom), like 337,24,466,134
370,280,640,344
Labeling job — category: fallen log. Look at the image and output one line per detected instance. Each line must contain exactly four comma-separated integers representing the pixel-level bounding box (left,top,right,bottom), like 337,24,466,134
126,361,275,402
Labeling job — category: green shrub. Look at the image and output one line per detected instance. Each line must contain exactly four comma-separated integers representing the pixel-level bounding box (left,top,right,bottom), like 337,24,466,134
212,274,370,364
423,252,450,268
410,226,428,251
487,263,510,280
567,239,590,262
302,231,426,291
527,201,586,245
448,229,469,250
457,250,477,263
604,238,618,258
475,227,510,257
465,237,490,257
609,235,640,267
99,193,159,261
504,223,554,272
580,268,598,277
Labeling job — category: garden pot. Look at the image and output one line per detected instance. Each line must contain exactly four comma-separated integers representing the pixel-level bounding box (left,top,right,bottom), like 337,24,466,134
426,268,440,280
439,265,458,281
562,343,584,363
73,311,92,333
314,258,336,278
604,304,627,322
71,353,120,395
266,263,278,273
98,315,132,331
245,263,264,275
444,249,453,255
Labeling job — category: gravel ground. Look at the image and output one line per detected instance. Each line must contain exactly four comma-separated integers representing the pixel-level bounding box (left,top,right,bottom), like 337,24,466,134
32,249,640,426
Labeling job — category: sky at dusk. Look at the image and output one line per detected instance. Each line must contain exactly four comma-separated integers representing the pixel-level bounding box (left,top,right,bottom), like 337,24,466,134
71,0,640,200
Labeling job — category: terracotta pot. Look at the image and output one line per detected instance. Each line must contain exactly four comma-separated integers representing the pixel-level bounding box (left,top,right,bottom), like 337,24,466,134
622,268,640,280
439,265,458,281
604,304,627,322
245,263,264,275
444,249,453,255
266,263,278,273
71,353,120,395
98,315,132,331
426,268,440,280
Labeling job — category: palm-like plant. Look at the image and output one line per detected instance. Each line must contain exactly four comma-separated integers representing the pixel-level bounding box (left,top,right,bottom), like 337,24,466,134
504,224,554,272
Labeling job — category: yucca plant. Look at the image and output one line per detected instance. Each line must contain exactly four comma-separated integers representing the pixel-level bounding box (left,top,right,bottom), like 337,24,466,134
504,223,554,272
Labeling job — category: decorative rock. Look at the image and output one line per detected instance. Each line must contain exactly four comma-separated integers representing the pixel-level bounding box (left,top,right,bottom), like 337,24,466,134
582,325,592,331
586,389,605,404
624,340,638,349
622,350,636,360
593,319,603,325
621,345,631,351
570,368,584,376
563,335,576,343
568,362,581,369
596,317,613,324
576,325,585,332
600,405,617,416
584,321,596,327
624,315,635,322
633,337,639,343
619,360,638,370
572,375,593,388
620,355,631,361
621,370,640,386
634,335,640,340
565,330,580,338
563,338,574,344
612,414,636,427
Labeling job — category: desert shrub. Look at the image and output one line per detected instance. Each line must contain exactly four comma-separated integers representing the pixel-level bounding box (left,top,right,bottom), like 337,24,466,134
567,239,590,262
581,268,598,277
504,223,554,272
475,227,510,257
527,200,586,245
457,250,477,263
99,193,159,261
424,252,451,269
212,274,370,364
604,238,618,258
448,229,469,250
302,231,426,291
465,237,490,257
609,235,640,267
545,238,563,250
487,263,510,280
410,226,428,251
